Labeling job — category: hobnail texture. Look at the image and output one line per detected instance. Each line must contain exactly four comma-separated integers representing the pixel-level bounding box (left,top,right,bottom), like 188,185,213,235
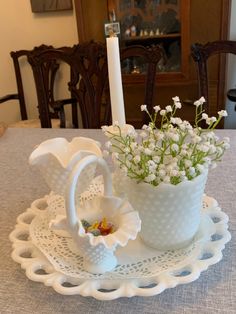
49,154,141,274
29,137,102,196
113,169,208,250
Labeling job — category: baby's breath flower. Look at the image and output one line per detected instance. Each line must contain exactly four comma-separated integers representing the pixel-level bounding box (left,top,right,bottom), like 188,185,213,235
172,96,180,102
153,156,161,163
218,110,228,117
189,167,196,176
196,164,205,173
160,109,166,116
141,104,147,112
144,148,153,155
173,117,182,126
105,141,112,149
163,176,170,183
134,155,141,164
103,97,229,187
171,143,179,152
101,125,109,132
170,169,179,177
140,131,147,138
166,105,172,112
199,96,206,103
159,169,166,177
130,142,137,150
170,117,176,124
124,147,130,154
153,105,161,112
194,100,201,107
170,133,179,142
174,102,182,109
223,142,230,149
145,174,156,183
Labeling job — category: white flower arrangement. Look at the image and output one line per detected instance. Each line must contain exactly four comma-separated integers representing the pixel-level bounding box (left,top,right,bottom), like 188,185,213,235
102,97,230,186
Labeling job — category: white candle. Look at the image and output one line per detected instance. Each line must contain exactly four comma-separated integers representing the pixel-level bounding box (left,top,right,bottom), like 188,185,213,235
106,36,126,126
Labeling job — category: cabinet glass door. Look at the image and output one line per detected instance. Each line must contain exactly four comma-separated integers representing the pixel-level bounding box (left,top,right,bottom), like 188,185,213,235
107,0,190,84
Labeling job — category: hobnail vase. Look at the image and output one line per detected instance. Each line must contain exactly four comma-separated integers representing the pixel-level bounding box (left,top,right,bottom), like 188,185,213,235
113,169,208,250
29,137,102,197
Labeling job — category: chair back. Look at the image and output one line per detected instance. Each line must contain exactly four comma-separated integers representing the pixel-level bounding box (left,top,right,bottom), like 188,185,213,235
27,41,166,129
11,45,58,122
27,45,77,128
69,42,110,128
121,44,166,125
0,44,72,128
191,40,236,118
70,42,166,128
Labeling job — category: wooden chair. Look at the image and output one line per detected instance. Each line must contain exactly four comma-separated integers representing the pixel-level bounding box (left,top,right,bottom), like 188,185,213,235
28,41,166,129
120,44,166,126
27,46,79,128
27,42,110,129
191,40,236,121
0,45,76,128
71,43,166,128
69,41,110,128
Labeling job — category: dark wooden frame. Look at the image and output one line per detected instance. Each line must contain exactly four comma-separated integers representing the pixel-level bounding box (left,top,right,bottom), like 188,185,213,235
107,0,190,83
191,40,236,117
30,0,73,13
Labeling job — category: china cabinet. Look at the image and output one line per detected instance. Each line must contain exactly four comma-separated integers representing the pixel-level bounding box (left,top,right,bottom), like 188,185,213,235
107,0,190,85
74,0,231,127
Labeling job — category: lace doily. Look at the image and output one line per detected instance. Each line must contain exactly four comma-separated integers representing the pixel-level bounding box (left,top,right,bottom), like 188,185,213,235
10,177,231,300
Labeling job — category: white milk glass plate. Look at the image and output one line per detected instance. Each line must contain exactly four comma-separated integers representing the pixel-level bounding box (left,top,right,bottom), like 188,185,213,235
9,176,231,300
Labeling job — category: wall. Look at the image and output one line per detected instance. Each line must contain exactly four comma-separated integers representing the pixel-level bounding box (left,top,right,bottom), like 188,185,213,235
0,0,78,124
225,0,236,128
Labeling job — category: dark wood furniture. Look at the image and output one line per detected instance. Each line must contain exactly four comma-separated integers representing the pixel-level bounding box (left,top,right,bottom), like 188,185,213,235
107,0,190,85
120,44,166,126
191,40,236,120
0,49,33,122
0,45,76,128
74,0,231,126
69,42,110,128
28,41,166,128
28,42,108,129
28,45,78,128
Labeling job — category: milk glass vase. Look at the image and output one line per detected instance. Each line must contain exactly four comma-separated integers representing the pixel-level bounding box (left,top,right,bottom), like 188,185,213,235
104,96,229,251
113,169,208,250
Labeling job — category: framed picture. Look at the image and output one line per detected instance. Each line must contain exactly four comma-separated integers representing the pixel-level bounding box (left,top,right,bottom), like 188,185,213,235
104,22,121,37
30,0,73,13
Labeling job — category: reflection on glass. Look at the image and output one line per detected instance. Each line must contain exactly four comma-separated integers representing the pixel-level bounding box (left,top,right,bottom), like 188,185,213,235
114,0,181,73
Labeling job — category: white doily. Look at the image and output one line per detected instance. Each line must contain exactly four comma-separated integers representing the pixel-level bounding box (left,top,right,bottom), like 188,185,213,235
9,177,231,300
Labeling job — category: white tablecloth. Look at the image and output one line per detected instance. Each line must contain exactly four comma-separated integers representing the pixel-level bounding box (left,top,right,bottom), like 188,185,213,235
0,128,235,314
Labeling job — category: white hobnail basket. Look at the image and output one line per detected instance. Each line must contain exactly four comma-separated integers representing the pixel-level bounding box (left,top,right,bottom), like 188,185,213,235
113,169,208,250
49,155,141,274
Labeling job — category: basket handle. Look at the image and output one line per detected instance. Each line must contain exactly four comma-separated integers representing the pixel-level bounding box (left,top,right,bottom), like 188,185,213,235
65,155,112,230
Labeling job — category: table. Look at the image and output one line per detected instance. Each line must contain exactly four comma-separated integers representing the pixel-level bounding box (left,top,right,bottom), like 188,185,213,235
0,128,235,314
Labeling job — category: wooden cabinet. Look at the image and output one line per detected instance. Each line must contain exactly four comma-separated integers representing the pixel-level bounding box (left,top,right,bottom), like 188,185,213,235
107,0,190,85
74,0,231,127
